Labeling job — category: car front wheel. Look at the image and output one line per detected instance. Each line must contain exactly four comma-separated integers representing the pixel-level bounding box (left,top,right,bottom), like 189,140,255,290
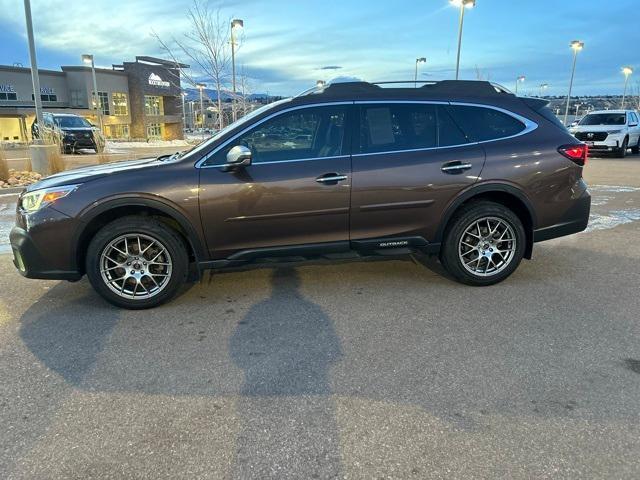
85,216,189,309
440,201,526,286
616,137,628,158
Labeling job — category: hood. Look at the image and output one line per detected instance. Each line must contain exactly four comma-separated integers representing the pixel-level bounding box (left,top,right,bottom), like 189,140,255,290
60,127,94,133
570,125,625,132
25,157,162,192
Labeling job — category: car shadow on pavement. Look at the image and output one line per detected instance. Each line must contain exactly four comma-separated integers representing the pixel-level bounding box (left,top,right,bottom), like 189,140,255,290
229,267,343,478
19,291,120,386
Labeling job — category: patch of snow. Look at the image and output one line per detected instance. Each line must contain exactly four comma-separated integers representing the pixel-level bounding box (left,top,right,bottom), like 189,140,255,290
589,185,640,193
586,209,640,232
105,139,192,153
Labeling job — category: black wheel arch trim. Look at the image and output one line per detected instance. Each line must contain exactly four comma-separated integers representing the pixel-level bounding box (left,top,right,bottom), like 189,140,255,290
72,196,207,269
434,182,537,258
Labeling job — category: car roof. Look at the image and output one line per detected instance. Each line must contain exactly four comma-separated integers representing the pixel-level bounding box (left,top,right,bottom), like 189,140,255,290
291,80,519,105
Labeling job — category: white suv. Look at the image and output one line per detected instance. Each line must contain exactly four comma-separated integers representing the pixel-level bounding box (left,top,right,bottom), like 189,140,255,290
569,110,640,157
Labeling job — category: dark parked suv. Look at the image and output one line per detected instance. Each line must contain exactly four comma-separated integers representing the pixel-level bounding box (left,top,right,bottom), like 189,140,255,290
32,112,105,153
10,80,590,308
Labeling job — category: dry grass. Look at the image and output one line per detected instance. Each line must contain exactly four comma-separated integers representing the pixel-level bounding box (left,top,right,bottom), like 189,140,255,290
97,152,112,165
0,148,9,181
48,148,66,174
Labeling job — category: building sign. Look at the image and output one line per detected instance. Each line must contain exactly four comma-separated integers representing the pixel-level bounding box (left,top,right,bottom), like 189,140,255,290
148,73,170,88
0,84,15,93
40,86,55,94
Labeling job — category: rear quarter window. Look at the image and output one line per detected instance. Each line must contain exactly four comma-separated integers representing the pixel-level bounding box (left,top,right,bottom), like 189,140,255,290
447,105,526,142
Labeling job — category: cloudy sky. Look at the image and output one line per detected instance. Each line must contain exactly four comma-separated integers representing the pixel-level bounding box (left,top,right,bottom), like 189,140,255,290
0,0,638,97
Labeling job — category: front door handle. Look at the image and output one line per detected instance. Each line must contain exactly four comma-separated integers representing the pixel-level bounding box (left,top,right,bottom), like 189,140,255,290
441,161,473,174
316,173,348,184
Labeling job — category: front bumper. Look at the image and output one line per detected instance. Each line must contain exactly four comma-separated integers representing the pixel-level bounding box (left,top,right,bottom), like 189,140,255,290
63,137,97,150
9,206,82,281
582,136,624,152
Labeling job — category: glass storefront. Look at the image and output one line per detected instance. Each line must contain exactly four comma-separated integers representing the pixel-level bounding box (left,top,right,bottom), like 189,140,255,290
106,124,130,139
0,117,28,142
144,96,164,116
146,123,163,139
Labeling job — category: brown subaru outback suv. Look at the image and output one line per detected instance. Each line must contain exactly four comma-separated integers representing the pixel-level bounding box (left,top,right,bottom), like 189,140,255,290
10,80,590,308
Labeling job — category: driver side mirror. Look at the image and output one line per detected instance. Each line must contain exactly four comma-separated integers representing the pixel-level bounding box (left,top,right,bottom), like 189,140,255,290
223,145,252,171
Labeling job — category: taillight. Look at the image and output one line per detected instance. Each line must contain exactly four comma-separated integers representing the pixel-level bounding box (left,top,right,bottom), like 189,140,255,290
558,144,588,166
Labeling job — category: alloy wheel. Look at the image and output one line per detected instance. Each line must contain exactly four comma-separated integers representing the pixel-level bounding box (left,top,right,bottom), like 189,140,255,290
99,233,173,299
458,216,517,277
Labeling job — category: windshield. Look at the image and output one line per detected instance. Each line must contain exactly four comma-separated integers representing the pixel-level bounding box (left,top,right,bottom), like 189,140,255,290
54,116,92,128
579,113,626,126
183,98,291,160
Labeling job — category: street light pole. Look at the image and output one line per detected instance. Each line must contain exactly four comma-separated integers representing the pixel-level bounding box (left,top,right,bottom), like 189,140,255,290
539,83,549,97
563,40,584,126
197,83,206,139
515,75,525,95
181,91,187,132
621,66,633,108
451,0,476,80
230,19,244,123
414,57,426,87
81,54,103,134
23,0,44,141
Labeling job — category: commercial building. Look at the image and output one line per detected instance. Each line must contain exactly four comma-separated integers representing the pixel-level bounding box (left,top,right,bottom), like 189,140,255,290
0,56,188,143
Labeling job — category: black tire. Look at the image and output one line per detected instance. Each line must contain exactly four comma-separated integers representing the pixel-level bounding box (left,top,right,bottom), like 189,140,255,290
85,216,189,309
631,137,640,155
616,137,628,158
440,201,526,286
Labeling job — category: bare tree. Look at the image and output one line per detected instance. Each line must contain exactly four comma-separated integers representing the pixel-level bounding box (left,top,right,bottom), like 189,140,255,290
236,67,254,117
153,0,232,129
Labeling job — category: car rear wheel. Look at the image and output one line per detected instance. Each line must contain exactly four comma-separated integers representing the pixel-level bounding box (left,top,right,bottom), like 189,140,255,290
85,216,189,309
440,201,526,286
631,137,640,155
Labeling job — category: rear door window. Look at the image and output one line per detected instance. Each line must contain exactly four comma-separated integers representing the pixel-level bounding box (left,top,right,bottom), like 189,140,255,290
446,105,526,142
359,103,437,154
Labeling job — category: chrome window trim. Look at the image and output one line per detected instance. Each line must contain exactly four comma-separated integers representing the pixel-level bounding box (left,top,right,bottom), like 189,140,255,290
195,100,538,168
202,155,350,169
195,101,353,169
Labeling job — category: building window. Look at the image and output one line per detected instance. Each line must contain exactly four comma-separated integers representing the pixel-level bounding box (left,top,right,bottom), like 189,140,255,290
146,123,163,139
0,92,17,100
97,92,110,115
144,96,164,116
31,94,57,102
112,93,128,116
106,124,130,139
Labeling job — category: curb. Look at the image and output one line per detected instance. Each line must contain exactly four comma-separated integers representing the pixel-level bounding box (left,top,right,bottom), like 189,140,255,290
0,187,25,195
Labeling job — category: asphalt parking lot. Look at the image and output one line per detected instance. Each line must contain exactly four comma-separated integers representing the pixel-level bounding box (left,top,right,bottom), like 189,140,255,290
1,154,640,479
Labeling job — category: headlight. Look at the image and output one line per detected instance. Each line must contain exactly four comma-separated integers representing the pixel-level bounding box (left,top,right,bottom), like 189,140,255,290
606,129,623,134
20,185,80,212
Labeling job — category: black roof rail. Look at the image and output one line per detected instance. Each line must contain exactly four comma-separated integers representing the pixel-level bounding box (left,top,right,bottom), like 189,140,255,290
295,80,514,98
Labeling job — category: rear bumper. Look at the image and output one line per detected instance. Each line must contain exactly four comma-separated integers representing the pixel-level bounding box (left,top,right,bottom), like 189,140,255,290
533,188,591,242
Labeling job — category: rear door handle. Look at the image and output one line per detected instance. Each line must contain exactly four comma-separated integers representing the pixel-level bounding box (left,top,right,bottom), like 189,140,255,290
441,161,473,174
316,173,348,184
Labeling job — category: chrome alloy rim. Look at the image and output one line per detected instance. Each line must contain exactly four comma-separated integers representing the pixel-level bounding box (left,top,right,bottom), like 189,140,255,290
100,233,172,299
458,216,516,277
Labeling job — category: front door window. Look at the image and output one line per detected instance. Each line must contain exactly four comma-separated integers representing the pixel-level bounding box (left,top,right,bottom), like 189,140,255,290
205,105,347,165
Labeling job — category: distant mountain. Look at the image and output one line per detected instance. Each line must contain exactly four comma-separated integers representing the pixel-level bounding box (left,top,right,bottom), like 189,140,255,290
182,88,274,102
